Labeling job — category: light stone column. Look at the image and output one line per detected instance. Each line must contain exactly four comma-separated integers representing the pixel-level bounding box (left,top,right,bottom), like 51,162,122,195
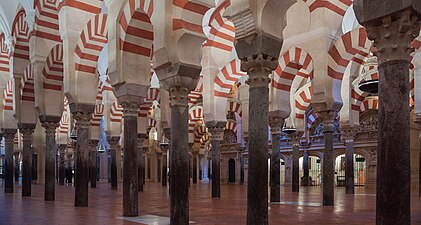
119,96,142,217
14,152,20,183
354,5,421,224
2,129,17,193
58,144,66,186
206,121,226,198
40,117,60,201
89,140,99,188
71,106,94,207
318,111,337,206
341,127,355,194
18,124,36,196
269,115,284,203
108,136,120,190
242,55,278,225
290,133,302,193
137,133,146,192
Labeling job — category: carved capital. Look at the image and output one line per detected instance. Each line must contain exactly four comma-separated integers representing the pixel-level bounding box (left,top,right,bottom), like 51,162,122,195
364,10,421,64
269,116,285,135
42,121,60,136
317,110,338,133
73,111,92,129
137,133,146,149
207,124,225,141
58,144,67,154
169,86,189,107
1,129,17,143
341,128,356,143
107,136,120,148
89,140,99,151
243,54,277,87
118,95,143,117
18,123,36,140
163,128,171,141
289,132,303,147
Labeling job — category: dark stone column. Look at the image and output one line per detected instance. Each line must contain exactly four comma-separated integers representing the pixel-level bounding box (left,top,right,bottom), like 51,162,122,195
417,118,421,197
291,133,301,193
2,129,17,193
40,118,60,201
137,134,146,192
206,121,225,198
341,127,355,194
243,56,277,225
89,140,99,188
319,111,337,206
18,124,36,196
269,115,284,202
192,153,197,184
71,106,93,207
169,86,190,224
160,148,168,187
119,96,142,217
302,149,309,187
58,145,66,186
14,152,20,183
163,128,171,189
354,5,421,224
32,148,37,183
108,137,119,190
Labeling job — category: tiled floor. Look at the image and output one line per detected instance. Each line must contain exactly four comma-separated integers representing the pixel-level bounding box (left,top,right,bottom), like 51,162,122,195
1,181,421,225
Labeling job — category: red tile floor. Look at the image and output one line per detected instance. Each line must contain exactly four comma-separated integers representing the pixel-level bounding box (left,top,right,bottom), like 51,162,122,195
1,181,421,225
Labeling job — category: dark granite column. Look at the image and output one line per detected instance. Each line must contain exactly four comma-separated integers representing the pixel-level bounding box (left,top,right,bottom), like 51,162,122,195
161,150,168,186
108,137,119,190
58,145,66,186
319,111,337,206
41,118,60,201
291,133,301,193
243,55,277,225
206,121,225,198
341,128,355,194
169,86,190,224
137,134,145,192
71,106,93,207
192,153,197,184
32,148,37,183
89,140,99,188
14,152,20,183
2,129,17,193
302,148,309,187
417,117,421,197
119,96,142,217
18,124,36,196
269,115,284,202
354,5,420,224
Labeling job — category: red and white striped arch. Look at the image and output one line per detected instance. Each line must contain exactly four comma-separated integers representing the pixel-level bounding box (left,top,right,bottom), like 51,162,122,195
0,34,9,73
34,0,61,42
119,0,154,57
43,44,64,91
188,91,202,107
173,0,210,35
189,105,203,134
227,98,242,117
57,0,102,14
306,109,319,130
110,101,123,123
273,47,314,92
195,75,204,92
360,97,378,113
58,98,69,135
214,59,246,98
303,0,352,16
21,64,35,102
350,84,366,113
294,82,312,119
139,88,160,117
11,9,30,60
203,0,235,52
200,133,209,146
2,80,13,111
225,119,236,132
328,27,371,81
91,102,105,127
194,123,208,143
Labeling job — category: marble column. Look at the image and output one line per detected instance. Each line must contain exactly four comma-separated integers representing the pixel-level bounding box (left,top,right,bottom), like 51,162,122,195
354,5,421,224
302,148,309,187
137,133,146,192
319,111,337,206
269,115,284,202
243,55,277,225
89,140,99,188
72,108,93,207
161,149,168,187
192,153,197,184
168,86,190,224
41,118,60,201
291,134,301,193
342,128,355,194
58,145,66,186
2,129,17,193
14,152,20,183
18,124,36,196
108,137,119,190
206,122,225,198
119,97,142,217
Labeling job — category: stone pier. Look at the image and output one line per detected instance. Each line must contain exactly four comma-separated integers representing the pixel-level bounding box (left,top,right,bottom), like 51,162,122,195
108,137,119,190
137,133,146,192
206,121,225,198
2,129,17,193
89,140,99,188
269,114,284,202
18,124,36,196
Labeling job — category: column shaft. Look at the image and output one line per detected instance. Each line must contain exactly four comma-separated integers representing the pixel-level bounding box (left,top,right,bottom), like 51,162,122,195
3,130,16,193
192,154,197,184
345,141,354,194
169,87,190,224
137,134,145,192
58,146,66,186
89,140,98,188
110,148,118,190
292,142,300,192
19,125,35,196
322,114,335,206
303,150,309,187
14,152,19,183
162,153,167,186
269,117,283,203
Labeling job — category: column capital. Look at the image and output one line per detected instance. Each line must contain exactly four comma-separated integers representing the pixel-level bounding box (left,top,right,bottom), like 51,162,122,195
206,121,226,141
269,115,285,135
341,128,356,143
89,139,99,151
17,123,36,138
137,133,146,149
169,86,189,107
163,127,171,141
317,110,338,133
118,95,143,117
58,144,67,153
242,54,277,87
107,136,120,148
40,116,60,136
1,129,17,141
289,132,304,147
361,10,420,64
